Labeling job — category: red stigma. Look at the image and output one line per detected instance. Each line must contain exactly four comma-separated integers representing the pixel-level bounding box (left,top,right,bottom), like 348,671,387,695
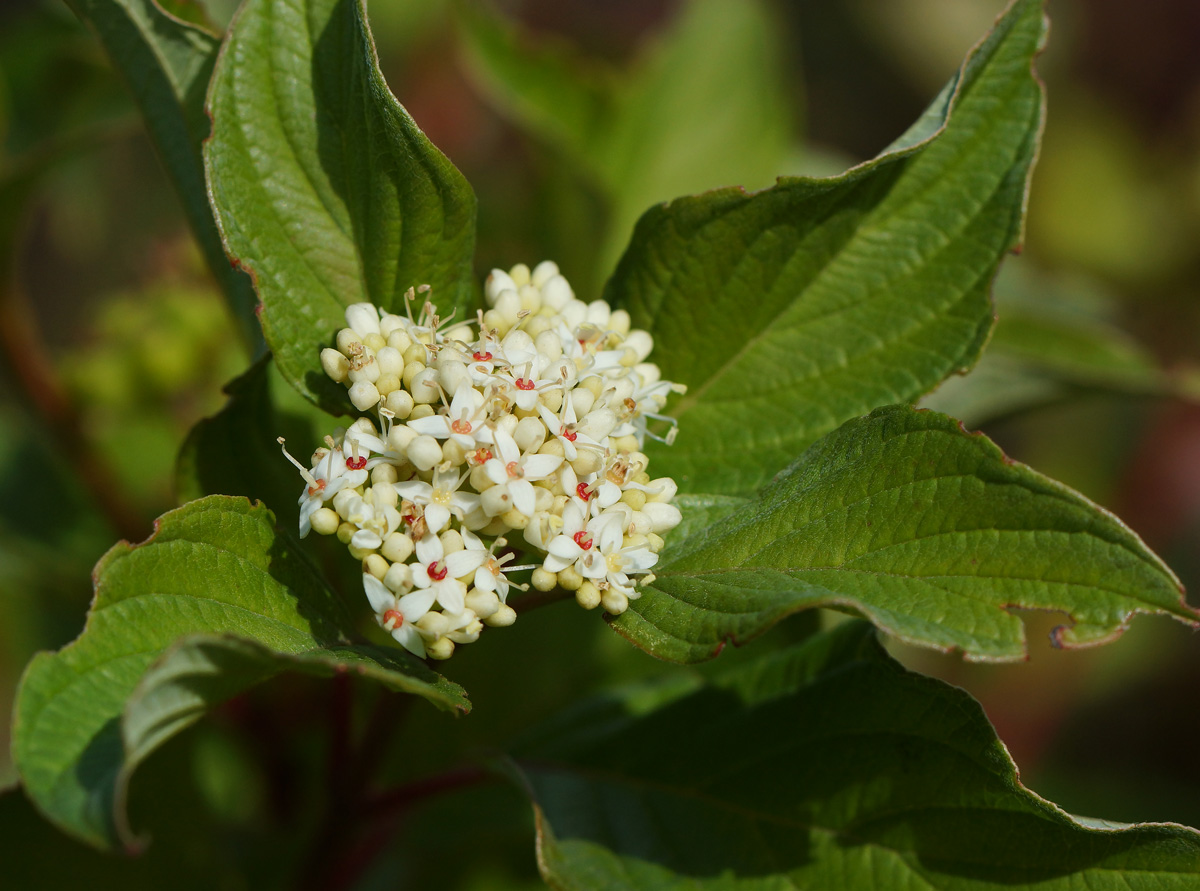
451,418,473,434
562,428,577,442
573,531,593,550
473,350,492,362
428,561,448,581
382,609,404,629
469,448,493,465
515,378,535,391
307,479,327,497
576,482,592,501
346,456,367,470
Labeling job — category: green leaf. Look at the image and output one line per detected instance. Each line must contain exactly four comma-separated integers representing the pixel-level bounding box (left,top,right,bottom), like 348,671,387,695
206,0,478,409
513,621,1200,889
62,0,261,350
459,0,793,280
12,496,467,850
607,0,1045,496
616,404,1195,663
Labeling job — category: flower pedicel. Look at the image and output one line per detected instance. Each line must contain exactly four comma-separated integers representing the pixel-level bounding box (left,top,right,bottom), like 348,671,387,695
281,261,684,660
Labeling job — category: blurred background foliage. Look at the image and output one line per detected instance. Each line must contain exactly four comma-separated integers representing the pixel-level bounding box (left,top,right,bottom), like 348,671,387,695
1,0,1199,886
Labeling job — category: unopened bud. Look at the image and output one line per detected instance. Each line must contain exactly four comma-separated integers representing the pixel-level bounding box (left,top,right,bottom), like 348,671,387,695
321,348,350,383
484,604,516,627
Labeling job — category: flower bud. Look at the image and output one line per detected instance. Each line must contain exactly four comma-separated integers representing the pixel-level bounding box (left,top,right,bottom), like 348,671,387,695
466,588,501,619
384,389,414,419
311,508,340,536
642,501,683,534
383,562,411,592
364,553,389,580
388,328,413,353
345,302,381,337
624,330,653,362
321,348,350,383
410,368,440,404
484,604,516,627
376,346,404,377
540,274,572,310
485,268,517,304
381,532,414,564
558,566,583,591
500,508,530,530
440,528,464,554
407,435,442,471
349,381,381,411
609,309,631,335
531,568,558,592
508,263,531,286
575,582,601,610
481,485,512,517
534,329,562,361
601,588,629,615
513,416,546,453
336,327,363,354
531,259,559,287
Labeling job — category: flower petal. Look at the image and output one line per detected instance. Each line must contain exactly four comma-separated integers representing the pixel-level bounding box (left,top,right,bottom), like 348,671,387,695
363,573,395,613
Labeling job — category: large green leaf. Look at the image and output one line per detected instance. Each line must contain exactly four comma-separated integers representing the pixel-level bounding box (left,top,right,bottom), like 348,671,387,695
459,0,793,280
11,496,467,850
615,404,1195,663
63,0,261,349
512,621,1200,889
607,0,1045,496
206,0,478,409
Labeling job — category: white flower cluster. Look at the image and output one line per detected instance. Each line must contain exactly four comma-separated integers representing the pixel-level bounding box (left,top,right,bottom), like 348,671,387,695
281,261,684,660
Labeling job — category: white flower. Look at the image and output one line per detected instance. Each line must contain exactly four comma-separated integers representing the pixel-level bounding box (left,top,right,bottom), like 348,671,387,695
494,355,563,412
406,384,495,450
444,608,485,644
344,495,402,551
410,533,489,614
394,469,480,536
480,429,563,517
537,399,603,462
542,500,612,577
588,515,659,597
461,529,525,603
363,572,434,658
280,437,368,538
